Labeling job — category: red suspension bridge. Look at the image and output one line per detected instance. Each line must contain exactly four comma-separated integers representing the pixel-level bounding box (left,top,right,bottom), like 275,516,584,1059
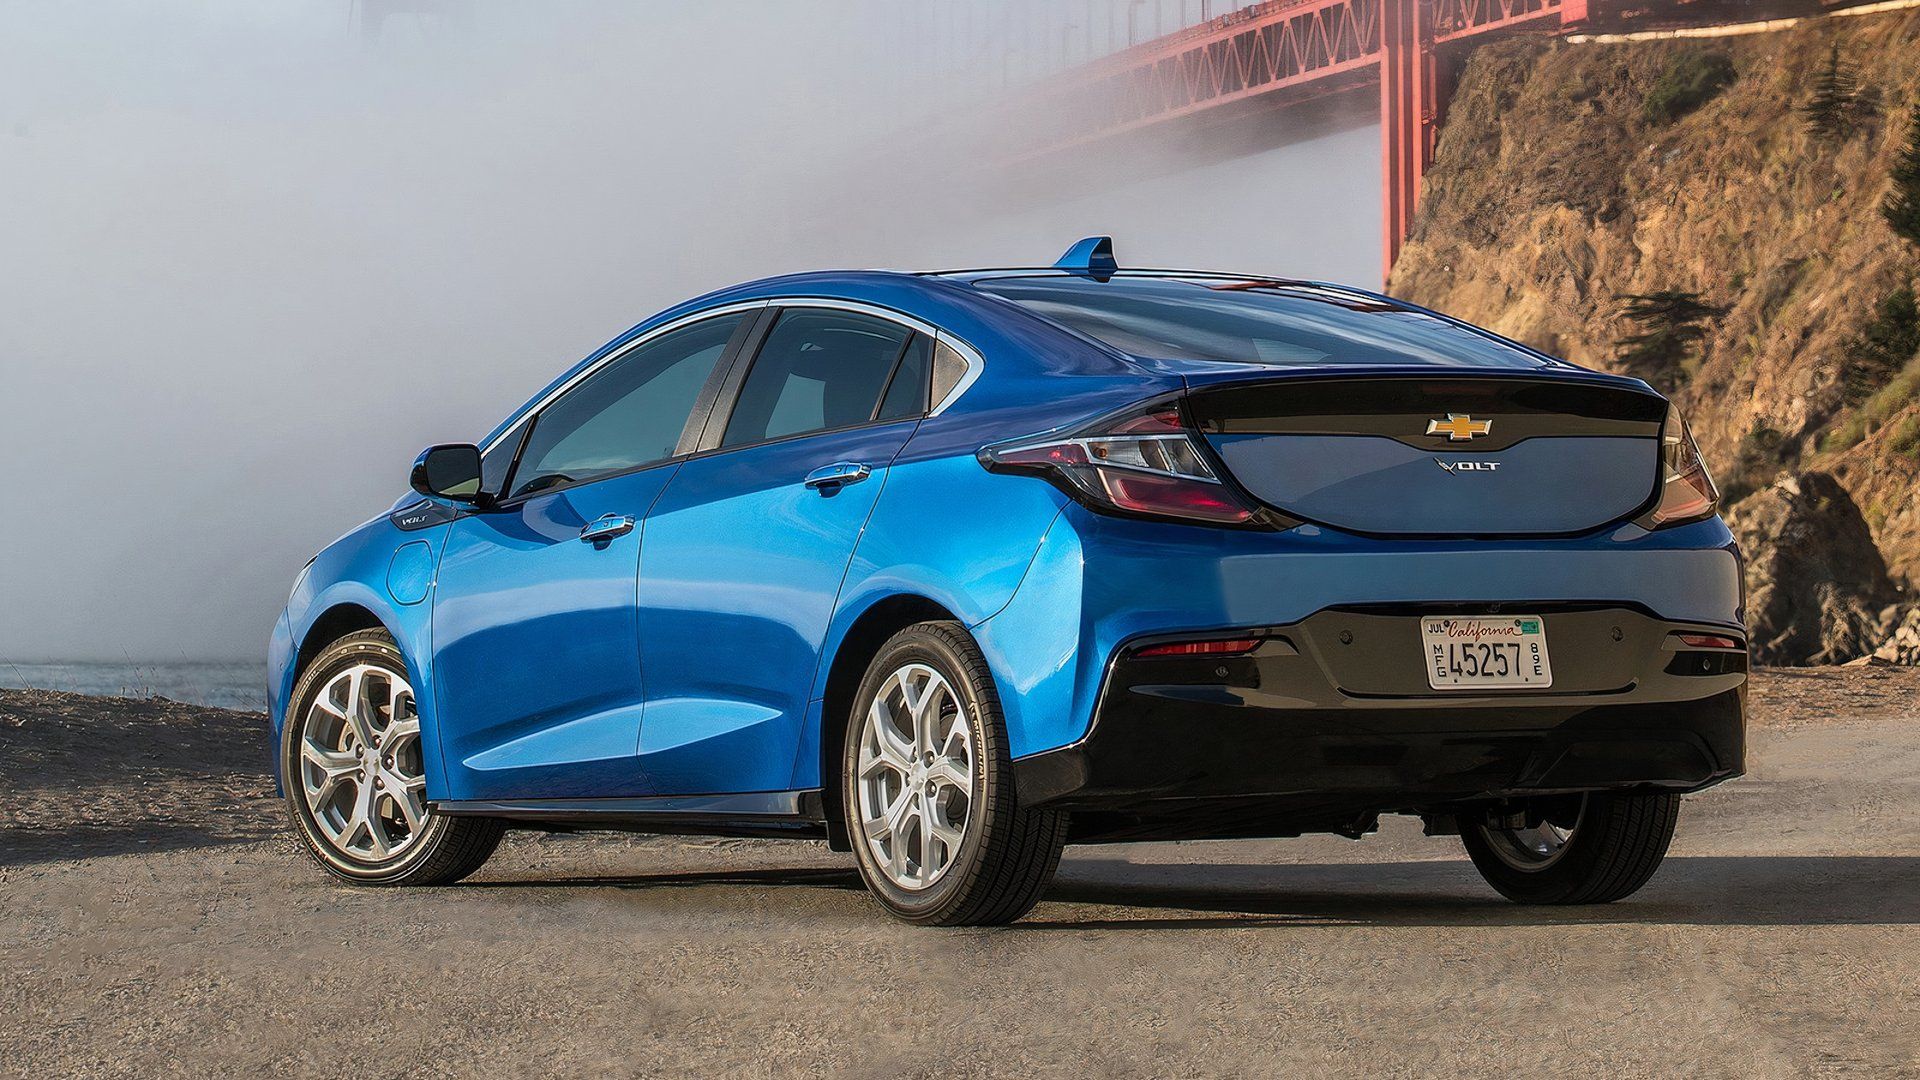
1020,0,1878,275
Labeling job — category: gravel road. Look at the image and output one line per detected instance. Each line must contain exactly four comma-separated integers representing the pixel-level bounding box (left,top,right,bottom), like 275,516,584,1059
3,668,1916,1077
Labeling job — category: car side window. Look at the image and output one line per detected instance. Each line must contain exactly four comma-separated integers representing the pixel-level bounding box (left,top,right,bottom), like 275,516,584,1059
876,335,931,421
721,310,915,448
507,312,745,499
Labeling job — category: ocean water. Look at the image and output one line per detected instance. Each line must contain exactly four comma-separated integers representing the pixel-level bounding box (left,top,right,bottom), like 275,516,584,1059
0,660,268,712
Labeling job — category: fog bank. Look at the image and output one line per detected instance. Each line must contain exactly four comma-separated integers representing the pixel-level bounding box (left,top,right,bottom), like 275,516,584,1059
0,1,1376,660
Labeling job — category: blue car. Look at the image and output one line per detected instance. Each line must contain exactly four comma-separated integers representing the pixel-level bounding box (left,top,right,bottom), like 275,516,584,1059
269,238,1746,925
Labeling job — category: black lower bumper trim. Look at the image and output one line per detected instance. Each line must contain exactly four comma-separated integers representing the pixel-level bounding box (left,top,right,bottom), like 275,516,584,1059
1016,607,1746,843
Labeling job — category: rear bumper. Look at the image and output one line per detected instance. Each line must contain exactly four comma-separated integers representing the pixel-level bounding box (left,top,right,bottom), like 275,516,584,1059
973,504,1743,761
1013,606,1746,841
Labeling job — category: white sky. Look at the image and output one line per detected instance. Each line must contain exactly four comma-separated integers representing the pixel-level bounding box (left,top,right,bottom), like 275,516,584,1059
0,1,1377,659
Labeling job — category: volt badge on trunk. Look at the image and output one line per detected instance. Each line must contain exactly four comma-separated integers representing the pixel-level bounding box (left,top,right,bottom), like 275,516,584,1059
1435,459,1500,473
1426,413,1491,441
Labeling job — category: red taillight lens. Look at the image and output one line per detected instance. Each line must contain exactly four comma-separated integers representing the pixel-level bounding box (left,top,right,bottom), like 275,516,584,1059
1645,405,1720,528
979,402,1259,526
1673,632,1741,650
1133,637,1261,658
1099,470,1254,523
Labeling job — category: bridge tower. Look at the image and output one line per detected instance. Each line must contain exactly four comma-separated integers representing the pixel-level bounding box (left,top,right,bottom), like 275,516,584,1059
1013,0,1877,277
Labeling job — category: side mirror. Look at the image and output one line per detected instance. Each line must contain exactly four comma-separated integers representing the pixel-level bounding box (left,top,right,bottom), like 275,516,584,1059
410,443,485,503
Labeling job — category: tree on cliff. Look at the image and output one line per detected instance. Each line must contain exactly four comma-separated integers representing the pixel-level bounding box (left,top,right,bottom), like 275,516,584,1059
1612,291,1726,395
1801,44,1873,139
1842,285,1920,404
1884,104,1920,246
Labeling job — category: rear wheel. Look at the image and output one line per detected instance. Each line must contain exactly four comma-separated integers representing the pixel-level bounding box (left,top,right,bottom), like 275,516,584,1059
282,630,503,885
1460,792,1679,904
841,621,1067,926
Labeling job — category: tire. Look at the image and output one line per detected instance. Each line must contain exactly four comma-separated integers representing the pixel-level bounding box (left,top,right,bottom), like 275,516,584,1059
841,621,1067,926
282,629,503,886
1460,791,1679,905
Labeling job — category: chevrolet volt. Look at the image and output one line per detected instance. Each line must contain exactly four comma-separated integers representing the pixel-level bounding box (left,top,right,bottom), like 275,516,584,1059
269,238,1745,925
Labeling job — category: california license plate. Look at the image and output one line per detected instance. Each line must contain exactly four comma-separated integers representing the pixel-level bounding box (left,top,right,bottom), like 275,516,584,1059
1421,616,1553,690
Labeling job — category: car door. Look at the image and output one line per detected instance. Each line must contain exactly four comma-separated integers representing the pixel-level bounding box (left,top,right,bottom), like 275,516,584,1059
430,309,756,801
635,302,933,795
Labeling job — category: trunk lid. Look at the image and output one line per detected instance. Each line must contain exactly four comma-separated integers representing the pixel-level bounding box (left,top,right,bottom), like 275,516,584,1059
1185,375,1667,537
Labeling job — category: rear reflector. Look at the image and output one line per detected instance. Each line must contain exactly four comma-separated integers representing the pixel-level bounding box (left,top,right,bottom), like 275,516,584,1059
1132,637,1261,658
1673,632,1742,650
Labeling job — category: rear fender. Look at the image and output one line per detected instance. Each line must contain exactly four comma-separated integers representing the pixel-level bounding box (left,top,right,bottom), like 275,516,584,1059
792,450,1068,789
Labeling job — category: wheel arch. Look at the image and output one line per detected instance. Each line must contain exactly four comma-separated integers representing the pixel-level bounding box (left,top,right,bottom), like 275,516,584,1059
813,593,960,849
294,602,389,685
277,582,451,793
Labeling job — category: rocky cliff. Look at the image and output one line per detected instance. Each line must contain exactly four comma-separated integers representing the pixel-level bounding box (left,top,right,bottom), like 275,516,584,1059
1390,8,1920,662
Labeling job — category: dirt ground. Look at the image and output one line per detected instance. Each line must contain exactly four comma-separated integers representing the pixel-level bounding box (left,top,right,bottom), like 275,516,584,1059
2,668,1916,1078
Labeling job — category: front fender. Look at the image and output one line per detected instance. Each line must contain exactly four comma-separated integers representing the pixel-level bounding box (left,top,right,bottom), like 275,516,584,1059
274,511,452,798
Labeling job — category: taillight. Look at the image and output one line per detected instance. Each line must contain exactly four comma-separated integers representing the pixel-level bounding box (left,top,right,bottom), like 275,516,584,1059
1642,404,1720,528
979,402,1259,526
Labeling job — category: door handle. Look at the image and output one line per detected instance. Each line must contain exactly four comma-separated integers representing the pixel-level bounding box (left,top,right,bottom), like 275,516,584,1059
803,461,872,492
578,514,636,545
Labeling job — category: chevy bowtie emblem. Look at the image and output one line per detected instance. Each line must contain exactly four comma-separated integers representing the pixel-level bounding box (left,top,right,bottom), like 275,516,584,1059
1426,413,1492,441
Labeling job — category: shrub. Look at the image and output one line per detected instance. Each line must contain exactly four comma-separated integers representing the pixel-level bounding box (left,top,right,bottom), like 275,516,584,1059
1884,104,1920,247
1842,285,1920,405
1890,414,1920,459
1823,357,1920,452
1801,43,1874,139
1612,290,1726,394
1642,50,1736,125
1720,425,1798,505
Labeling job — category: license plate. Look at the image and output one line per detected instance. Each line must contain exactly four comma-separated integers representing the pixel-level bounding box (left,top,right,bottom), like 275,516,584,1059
1421,616,1553,690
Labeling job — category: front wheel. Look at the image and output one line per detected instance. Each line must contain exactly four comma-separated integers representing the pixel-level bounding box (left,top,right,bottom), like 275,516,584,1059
1460,791,1679,904
841,621,1067,926
282,629,503,886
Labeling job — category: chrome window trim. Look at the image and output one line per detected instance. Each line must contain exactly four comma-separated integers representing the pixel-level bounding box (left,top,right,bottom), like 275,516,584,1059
479,299,772,455
929,333,984,415
483,295,987,459
751,297,985,417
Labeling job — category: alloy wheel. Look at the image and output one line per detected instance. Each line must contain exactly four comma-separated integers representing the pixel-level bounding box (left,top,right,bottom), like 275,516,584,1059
856,662,976,890
298,662,429,863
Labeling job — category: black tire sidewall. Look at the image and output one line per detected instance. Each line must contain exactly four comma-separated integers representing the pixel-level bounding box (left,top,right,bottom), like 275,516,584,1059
1461,792,1677,904
841,625,1005,921
282,630,457,884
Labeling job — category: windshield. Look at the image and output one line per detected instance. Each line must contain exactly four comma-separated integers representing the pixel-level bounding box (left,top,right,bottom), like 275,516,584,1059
974,276,1548,368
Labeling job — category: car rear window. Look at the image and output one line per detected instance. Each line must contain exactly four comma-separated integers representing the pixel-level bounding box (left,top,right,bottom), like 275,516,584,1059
973,276,1547,368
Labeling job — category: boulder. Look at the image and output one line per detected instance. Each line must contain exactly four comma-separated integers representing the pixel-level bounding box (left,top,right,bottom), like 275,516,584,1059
1874,605,1920,665
1727,472,1898,665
